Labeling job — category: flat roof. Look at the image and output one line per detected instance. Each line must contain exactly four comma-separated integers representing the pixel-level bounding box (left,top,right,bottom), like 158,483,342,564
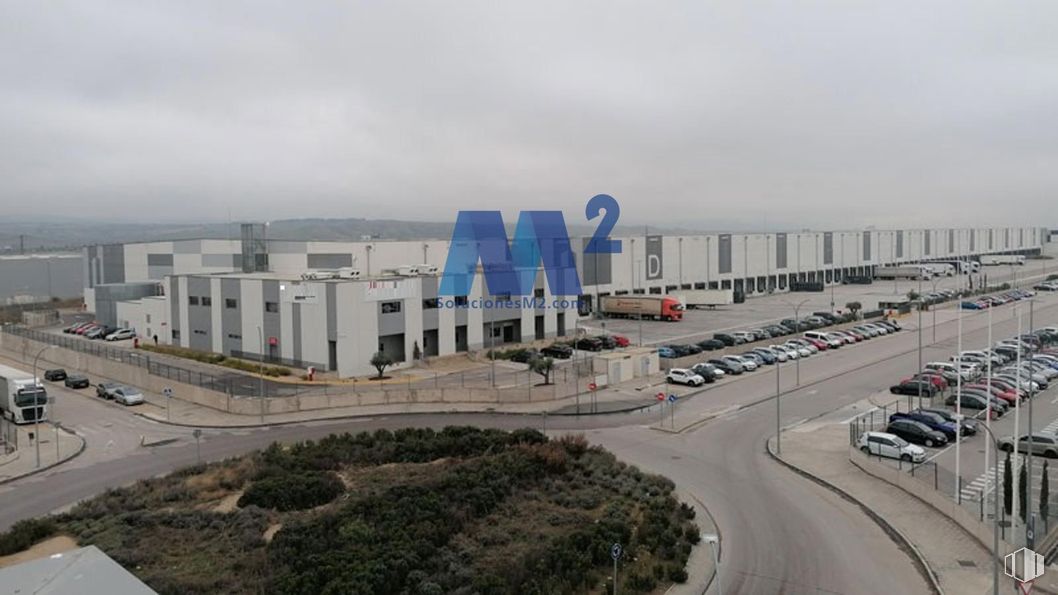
0,545,156,594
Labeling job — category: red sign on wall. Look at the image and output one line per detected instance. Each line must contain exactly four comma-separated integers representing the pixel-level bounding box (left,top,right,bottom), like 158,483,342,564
268,336,278,346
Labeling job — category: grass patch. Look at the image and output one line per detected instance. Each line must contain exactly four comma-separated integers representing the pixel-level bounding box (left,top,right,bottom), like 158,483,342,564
139,343,291,377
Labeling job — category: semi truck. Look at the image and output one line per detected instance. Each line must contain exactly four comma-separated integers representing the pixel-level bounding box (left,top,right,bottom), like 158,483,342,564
673,288,735,309
599,295,684,321
0,364,48,424
980,254,1026,266
874,265,932,280
921,263,955,277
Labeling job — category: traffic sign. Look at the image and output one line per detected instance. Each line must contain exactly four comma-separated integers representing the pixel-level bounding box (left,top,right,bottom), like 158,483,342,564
588,382,597,391
611,543,622,560
163,387,174,399
656,392,665,401
667,394,677,403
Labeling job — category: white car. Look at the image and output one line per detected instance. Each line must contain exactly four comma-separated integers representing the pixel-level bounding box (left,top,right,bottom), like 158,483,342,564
111,386,145,406
105,328,136,341
857,431,926,463
785,342,813,357
732,331,756,344
863,323,889,335
771,345,799,360
666,368,706,387
804,332,842,349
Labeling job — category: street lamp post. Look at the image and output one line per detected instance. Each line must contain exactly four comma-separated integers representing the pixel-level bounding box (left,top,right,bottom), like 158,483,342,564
703,533,722,595
789,299,809,386
1027,298,1036,547
31,345,54,468
976,422,1003,595
916,274,924,409
256,326,265,424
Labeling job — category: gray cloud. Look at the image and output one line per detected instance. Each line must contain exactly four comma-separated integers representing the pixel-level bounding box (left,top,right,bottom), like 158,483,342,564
1,1,1056,229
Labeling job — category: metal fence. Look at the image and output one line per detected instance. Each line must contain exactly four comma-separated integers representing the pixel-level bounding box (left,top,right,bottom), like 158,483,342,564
0,416,16,454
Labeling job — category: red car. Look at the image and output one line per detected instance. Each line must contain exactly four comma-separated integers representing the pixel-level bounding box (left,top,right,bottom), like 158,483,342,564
905,374,947,391
802,337,829,351
612,335,631,348
967,383,1019,405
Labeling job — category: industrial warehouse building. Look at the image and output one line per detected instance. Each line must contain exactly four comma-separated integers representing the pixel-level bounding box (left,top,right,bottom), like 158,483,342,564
82,224,1047,377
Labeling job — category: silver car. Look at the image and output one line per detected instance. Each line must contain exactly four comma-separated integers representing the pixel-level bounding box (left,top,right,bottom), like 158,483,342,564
112,386,145,406
998,433,1058,458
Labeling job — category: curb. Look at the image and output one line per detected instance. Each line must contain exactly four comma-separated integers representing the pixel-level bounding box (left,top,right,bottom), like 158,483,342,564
764,437,944,595
0,430,87,486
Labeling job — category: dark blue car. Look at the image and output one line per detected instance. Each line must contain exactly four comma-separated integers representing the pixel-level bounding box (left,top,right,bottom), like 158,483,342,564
889,411,959,440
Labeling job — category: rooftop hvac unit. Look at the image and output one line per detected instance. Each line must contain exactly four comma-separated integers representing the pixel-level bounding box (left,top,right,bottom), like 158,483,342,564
382,265,419,277
336,267,361,279
414,264,439,275
300,270,331,280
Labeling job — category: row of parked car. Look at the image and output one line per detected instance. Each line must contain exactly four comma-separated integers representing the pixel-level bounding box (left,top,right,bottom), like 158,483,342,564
506,334,633,363
865,305,1058,461
657,311,866,359
41,368,145,406
664,319,904,386
62,322,136,342
1033,281,1058,292
959,288,1036,310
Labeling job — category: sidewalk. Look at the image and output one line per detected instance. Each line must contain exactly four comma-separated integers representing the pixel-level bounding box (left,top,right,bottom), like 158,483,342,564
773,416,1058,594
0,423,84,484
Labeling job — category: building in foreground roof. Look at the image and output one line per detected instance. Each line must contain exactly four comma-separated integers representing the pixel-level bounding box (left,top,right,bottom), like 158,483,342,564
0,545,156,595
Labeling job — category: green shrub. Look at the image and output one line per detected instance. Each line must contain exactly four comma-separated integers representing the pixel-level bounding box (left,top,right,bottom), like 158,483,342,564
0,518,58,555
238,471,344,511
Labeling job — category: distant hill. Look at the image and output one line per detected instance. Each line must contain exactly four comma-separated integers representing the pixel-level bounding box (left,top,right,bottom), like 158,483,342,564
0,217,708,252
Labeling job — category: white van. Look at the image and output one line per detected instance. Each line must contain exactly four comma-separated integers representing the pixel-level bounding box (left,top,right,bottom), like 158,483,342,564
804,331,842,349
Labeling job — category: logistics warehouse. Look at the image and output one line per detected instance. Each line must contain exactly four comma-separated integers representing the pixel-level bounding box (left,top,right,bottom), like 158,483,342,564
436,297,586,309
80,223,1047,377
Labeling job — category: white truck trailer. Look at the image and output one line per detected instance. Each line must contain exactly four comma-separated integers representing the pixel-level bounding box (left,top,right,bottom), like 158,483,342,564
874,265,932,280
980,254,1026,266
0,364,48,424
673,288,735,309
921,263,955,277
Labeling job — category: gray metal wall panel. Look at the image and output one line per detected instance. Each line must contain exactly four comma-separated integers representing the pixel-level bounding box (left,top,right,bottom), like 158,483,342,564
581,238,612,285
863,232,871,261
989,229,994,249
101,244,125,284
949,229,955,253
776,233,788,269
268,241,308,254
186,277,212,352
895,231,903,258
262,280,281,356
307,253,353,269
326,284,337,341
421,277,438,299
970,231,976,251
291,303,302,363
422,308,439,330
924,231,931,255
147,254,174,266
169,277,180,343
202,254,236,268
645,235,663,280
378,303,405,336
147,265,174,279
221,278,242,354
718,234,732,274
823,232,833,265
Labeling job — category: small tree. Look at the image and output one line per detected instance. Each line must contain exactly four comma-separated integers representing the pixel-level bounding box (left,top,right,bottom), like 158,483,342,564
1004,451,1013,517
370,351,393,379
529,356,555,385
1041,461,1050,524
1020,463,1028,523
906,290,920,302
412,341,422,362
845,301,862,319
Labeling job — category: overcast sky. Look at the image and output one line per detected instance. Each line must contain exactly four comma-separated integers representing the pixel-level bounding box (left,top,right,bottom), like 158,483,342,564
1,2,1055,230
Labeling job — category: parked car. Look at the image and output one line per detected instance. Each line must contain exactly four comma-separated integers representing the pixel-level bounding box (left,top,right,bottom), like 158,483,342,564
857,431,926,463
574,337,604,352
667,368,706,386
965,383,1019,405
946,392,1004,418
105,328,136,341
801,337,829,351
657,347,677,359
765,325,789,337
753,347,784,363
890,380,937,397
998,433,1058,458
611,335,631,348
64,374,90,389
918,407,978,435
111,386,145,406
708,358,743,375
43,369,67,381
541,344,573,359
713,333,737,346
689,359,723,376
96,382,120,399
885,419,947,448
906,373,947,391
510,348,539,363
889,411,960,441
724,355,757,371
696,339,726,351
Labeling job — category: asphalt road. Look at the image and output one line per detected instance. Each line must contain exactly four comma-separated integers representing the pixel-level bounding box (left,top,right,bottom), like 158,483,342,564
4,289,1057,593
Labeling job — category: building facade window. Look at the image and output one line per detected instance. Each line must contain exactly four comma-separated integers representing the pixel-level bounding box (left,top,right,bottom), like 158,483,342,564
145,314,152,323
381,301,402,314
201,296,212,306
454,296,468,306
193,329,207,335
172,330,180,340
227,333,242,340
188,296,199,306
265,301,279,313
422,298,439,309
225,298,238,309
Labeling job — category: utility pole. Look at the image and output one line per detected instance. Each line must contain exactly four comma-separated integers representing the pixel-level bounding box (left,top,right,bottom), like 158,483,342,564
775,357,782,454
1027,298,1036,547
916,274,924,408
257,326,265,424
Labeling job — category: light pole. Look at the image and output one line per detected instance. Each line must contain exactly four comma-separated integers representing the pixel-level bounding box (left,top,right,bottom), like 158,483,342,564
954,300,963,506
1027,298,1036,547
256,326,265,424
929,278,940,343
786,299,810,386
775,350,782,455
31,344,54,468
703,533,722,595
976,421,1003,595
916,274,924,409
